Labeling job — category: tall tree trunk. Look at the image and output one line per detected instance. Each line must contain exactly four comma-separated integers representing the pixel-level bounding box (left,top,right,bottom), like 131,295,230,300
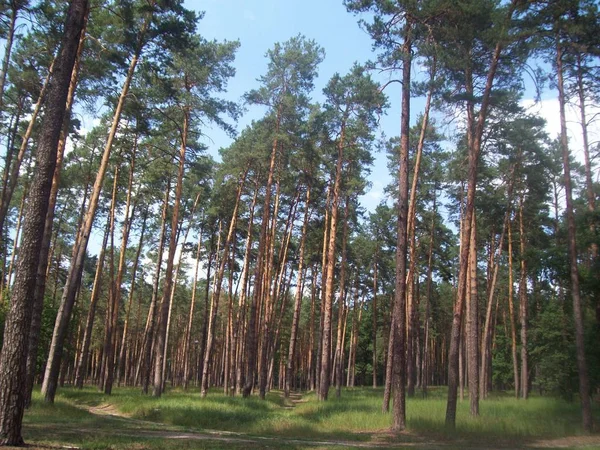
104,149,136,394
507,215,519,397
318,125,345,402
117,209,147,385
243,110,281,398
74,214,110,388
234,180,258,393
445,7,514,423
285,186,311,397
0,63,54,234
466,215,479,415
405,55,435,398
0,0,87,442
183,226,203,389
390,20,412,431
139,179,170,393
0,2,18,109
24,22,86,405
372,259,378,388
201,171,246,397
334,197,350,398
153,108,188,397
518,196,528,400
42,12,150,403
556,39,593,432
480,173,512,399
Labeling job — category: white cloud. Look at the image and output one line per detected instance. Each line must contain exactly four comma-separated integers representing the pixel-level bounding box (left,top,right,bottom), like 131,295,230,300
521,97,600,165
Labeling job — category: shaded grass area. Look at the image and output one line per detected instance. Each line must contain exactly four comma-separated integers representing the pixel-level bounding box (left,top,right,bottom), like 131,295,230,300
22,386,600,449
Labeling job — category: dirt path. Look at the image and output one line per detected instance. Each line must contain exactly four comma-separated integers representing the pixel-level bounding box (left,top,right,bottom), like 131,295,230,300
19,395,600,450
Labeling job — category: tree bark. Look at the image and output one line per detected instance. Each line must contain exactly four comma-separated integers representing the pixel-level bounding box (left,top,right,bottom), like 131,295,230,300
319,124,345,402
153,108,188,397
201,171,246,397
556,38,593,432
42,12,149,402
0,0,87,443
284,186,311,397
138,178,170,391
467,215,479,415
390,20,412,431
24,21,86,405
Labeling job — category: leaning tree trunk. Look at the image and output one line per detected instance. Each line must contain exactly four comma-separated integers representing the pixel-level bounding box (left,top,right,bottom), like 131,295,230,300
0,63,53,234
556,39,593,432
0,2,18,109
0,0,87,443
24,22,86,406
104,150,136,394
74,216,110,388
445,15,511,425
41,13,149,403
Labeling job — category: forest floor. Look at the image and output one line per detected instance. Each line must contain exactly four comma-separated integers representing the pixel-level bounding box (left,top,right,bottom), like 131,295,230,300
13,387,600,449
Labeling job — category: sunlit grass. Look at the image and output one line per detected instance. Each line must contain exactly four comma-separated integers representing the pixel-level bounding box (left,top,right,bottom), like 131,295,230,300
23,386,599,448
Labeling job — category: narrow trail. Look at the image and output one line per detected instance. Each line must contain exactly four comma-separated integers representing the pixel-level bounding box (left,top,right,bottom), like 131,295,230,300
20,392,600,450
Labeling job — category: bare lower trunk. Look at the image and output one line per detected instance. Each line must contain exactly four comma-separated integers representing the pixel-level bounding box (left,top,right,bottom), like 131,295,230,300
24,24,86,405
0,1,87,442
284,187,311,397
556,40,592,432
467,215,479,415
42,14,149,402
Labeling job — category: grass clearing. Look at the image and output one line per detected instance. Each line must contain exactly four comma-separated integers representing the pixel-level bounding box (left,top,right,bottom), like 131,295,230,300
20,386,600,449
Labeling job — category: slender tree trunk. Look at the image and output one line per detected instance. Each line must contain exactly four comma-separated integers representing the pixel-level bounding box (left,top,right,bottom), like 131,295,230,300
0,2,18,109
139,180,170,393
319,124,346,402
507,216,519,397
153,108,188,397
74,215,110,388
243,111,281,398
104,150,136,394
405,56,435,398
42,13,150,402
518,196,528,400
117,209,147,385
183,227,203,389
334,197,350,398
24,23,86,405
480,174,512,399
285,186,311,397
390,21,412,431
0,63,54,234
202,171,246,397
234,181,258,393
372,259,378,388
0,0,87,442
445,12,513,425
467,215,479,415
556,39,593,432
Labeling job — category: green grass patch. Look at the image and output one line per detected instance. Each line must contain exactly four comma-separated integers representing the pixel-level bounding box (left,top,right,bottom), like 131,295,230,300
22,386,600,449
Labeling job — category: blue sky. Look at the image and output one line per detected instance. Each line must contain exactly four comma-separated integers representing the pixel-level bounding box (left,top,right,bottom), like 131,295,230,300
182,0,598,215
184,0,414,212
